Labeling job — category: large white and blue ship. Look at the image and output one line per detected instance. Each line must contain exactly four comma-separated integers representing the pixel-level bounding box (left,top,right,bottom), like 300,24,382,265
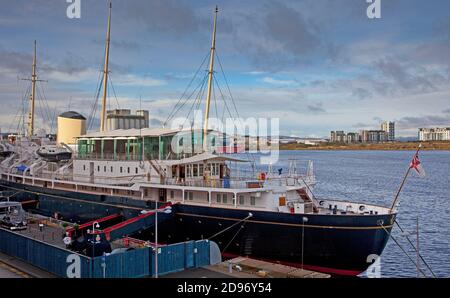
0,3,397,276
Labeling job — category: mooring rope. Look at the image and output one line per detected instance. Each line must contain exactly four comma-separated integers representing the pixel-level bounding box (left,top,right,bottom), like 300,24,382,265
379,223,429,277
221,220,247,254
394,220,437,278
0,190,23,200
207,212,253,241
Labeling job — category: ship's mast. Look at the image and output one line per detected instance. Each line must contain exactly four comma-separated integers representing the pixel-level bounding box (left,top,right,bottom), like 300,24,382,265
203,6,218,152
28,40,37,137
100,1,112,132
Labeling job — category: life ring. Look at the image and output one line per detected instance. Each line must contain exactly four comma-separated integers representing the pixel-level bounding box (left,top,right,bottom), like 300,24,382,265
260,172,266,180
359,205,365,212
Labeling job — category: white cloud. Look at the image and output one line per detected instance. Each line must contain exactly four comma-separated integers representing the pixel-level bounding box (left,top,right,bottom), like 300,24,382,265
46,68,100,83
262,76,297,86
45,68,167,87
114,74,166,87
245,71,267,75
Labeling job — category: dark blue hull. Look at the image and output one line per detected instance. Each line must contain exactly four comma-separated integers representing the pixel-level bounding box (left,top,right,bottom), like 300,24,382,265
0,180,395,276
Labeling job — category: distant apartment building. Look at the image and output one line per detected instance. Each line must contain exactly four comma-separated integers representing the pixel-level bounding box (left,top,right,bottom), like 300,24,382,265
331,129,388,143
359,130,388,143
330,131,359,143
346,132,359,143
330,131,346,143
418,127,450,141
381,121,395,141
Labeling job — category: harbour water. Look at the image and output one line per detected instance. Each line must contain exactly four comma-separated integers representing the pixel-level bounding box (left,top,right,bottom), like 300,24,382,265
249,150,450,277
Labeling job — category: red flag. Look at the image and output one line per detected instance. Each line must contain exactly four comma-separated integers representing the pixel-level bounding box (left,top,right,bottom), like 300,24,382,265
410,152,425,177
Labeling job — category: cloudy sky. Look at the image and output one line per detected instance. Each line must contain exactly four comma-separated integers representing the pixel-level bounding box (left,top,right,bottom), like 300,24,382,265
1,0,450,138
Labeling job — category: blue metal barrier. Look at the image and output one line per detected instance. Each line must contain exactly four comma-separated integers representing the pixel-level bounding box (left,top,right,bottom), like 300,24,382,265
0,228,91,277
0,228,212,278
92,248,150,278
194,240,210,267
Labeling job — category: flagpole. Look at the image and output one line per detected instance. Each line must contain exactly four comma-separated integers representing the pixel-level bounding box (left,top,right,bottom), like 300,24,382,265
389,144,422,213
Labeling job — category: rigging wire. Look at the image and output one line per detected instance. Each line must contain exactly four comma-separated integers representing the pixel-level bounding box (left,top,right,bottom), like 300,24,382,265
87,73,101,129
19,89,28,135
216,51,242,122
49,103,58,135
18,83,30,134
9,82,30,134
212,77,219,122
36,84,48,122
87,41,108,131
179,72,209,129
107,83,111,112
87,72,104,131
36,83,52,132
108,76,121,110
8,79,23,134
38,82,57,134
216,50,259,173
213,75,233,122
36,88,46,132
192,78,208,129
166,68,209,128
183,76,207,129
164,51,210,126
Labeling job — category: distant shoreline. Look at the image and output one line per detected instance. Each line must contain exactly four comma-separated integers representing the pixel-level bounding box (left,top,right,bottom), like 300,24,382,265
279,141,450,151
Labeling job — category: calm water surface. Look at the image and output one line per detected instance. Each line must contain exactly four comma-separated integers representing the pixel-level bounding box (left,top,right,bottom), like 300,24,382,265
247,150,450,277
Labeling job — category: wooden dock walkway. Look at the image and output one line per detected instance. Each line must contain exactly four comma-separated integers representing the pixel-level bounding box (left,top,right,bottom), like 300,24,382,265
207,257,330,278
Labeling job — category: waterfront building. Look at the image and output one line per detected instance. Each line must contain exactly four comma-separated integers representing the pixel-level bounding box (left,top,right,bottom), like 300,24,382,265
381,121,395,141
418,127,450,141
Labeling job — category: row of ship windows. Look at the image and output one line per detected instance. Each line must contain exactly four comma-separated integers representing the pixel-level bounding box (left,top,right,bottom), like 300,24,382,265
143,189,175,199
186,163,220,178
216,194,256,206
183,192,256,206
78,185,140,197
75,176,256,207
76,186,257,206
83,164,139,175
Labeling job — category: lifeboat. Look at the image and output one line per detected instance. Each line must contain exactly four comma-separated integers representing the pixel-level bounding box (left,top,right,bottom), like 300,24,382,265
36,145,72,162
